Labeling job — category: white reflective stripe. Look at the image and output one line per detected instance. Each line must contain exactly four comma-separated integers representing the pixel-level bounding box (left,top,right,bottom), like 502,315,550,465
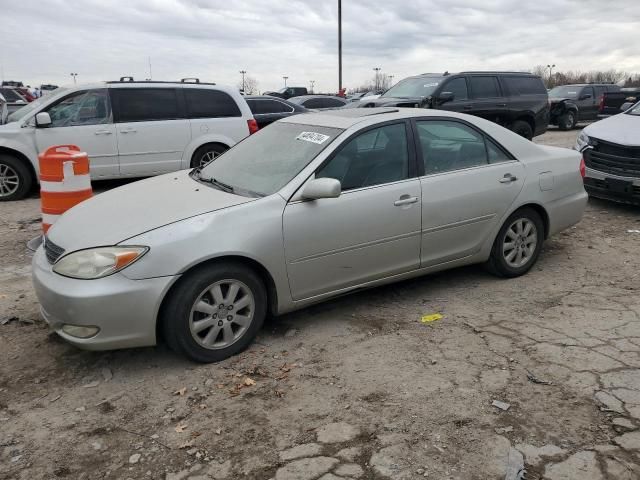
42,213,60,225
40,174,91,192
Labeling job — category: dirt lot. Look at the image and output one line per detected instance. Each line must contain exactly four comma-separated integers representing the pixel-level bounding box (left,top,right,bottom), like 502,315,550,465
1,127,640,480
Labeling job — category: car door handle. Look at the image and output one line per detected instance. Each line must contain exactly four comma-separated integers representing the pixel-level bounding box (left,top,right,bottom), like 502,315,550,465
394,196,418,206
94,129,112,135
120,128,137,134
499,173,518,183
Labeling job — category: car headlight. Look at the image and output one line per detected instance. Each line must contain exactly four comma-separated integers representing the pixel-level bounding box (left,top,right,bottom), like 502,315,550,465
574,131,590,151
52,246,148,279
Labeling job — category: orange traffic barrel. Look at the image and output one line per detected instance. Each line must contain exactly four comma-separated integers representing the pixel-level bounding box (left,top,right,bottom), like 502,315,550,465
38,145,92,233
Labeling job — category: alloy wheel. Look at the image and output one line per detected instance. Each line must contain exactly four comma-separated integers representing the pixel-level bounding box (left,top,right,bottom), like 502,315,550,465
0,163,20,198
189,279,255,350
199,150,220,167
503,218,538,268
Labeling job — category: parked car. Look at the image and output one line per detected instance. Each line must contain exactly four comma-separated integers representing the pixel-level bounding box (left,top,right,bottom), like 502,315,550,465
288,95,347,110
576,101,640,205
0,93,7,125
358,71,549,139
263,86,308,99
0,78,257,201
1,80,24,88
0,87,28,115
598,87,640,117
33,107,587,362
548,83,621,130
14,87,36,102
245,96,308,128
40,84,59,94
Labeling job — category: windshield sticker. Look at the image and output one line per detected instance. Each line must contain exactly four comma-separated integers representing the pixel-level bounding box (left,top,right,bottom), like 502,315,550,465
296,132,330,144
424,82,439,87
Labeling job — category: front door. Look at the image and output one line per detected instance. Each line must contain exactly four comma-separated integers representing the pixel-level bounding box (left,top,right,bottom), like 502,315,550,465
35,88,119,177
111,87,191,176
283,122,422,300
414,119,524,267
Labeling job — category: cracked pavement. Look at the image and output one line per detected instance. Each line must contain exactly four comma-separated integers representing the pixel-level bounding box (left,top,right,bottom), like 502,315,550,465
1,128,639,479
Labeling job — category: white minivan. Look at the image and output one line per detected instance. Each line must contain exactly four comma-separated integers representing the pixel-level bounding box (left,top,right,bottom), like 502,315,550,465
0,78,258,200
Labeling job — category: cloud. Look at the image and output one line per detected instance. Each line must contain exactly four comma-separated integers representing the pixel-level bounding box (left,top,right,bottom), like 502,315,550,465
1,0,639,92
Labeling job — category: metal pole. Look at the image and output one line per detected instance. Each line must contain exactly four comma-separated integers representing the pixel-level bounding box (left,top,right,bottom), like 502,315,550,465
338,0,342,92
240,70,247,92
70,73,77,84
373,67,381,91
310,80,315,94
148,57,152,80
283,76,288,87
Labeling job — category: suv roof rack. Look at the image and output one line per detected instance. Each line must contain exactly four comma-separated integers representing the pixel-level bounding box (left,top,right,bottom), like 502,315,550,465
460,71,531,74
106,78,217,85
180,78,200,83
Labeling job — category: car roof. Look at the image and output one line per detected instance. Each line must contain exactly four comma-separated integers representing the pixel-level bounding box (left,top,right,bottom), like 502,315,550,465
291,95,346,101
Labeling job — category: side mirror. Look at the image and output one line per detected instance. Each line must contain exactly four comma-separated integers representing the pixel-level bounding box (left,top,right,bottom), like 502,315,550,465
580,93,592,100
301,178,341,200
35,112,52,127
438,91,454,104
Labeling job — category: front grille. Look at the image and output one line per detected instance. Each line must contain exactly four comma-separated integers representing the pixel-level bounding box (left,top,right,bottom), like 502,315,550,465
585,140,640,178
44,237,65,264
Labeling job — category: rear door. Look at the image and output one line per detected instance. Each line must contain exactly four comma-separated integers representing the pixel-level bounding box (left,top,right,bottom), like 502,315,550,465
35,88,119,177
414,118,524,267
577,86,596,120
111,87,190,175
468,76,508,126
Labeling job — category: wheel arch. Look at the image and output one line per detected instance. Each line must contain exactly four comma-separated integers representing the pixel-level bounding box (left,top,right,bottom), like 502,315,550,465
156,254,278,342
512,114,535,133
190,142,230,166
512,202,550,239
0,146,38,184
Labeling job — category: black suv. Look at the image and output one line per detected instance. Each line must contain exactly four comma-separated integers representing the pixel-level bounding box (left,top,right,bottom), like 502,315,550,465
358,71,549,139
548,84,621,130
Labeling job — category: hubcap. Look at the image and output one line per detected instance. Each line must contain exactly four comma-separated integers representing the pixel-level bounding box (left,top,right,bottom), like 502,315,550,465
199,150,220,167
0,164,20,197
503,218,537,268
189,279,255,350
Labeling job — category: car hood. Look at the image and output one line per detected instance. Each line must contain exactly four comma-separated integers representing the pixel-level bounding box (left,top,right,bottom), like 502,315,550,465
584,113,640,147
47,170,255,252
360,96,423,107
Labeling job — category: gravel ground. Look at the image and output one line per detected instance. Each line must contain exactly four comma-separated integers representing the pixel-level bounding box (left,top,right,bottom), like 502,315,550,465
1,127,640,480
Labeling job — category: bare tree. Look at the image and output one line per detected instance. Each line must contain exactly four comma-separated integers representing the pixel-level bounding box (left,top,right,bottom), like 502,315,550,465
237,76,258,95
531,66,630,88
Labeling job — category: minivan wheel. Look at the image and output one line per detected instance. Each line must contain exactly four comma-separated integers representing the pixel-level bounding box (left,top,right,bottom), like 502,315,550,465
486,208,544,278
558,111,576,131
161,262,267,363
190,144,228,169
511,120,533,140
0,154,33,201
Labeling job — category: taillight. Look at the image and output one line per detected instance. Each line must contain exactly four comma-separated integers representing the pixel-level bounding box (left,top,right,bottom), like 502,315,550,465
247,119,259,135
598,95,604,113
580,157,586,178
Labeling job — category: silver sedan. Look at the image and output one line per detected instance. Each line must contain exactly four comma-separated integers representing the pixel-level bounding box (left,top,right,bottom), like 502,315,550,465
32,108,587,362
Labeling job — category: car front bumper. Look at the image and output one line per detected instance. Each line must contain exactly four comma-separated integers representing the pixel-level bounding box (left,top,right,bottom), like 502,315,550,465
32,246,177,351
584,168,640,206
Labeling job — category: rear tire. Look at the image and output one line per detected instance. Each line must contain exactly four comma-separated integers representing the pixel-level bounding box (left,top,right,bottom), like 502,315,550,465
558,111,576,131
0,154,33,201
485,208,544,278
511,120,533,140
160,262,267,363
190,144,228,169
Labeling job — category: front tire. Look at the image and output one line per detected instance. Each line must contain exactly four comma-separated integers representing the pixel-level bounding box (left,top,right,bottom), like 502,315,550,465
558,111,576,131
190,144,228,169
486,208,544,278
161,262,267,363
0,154,33,201
511,120,533,140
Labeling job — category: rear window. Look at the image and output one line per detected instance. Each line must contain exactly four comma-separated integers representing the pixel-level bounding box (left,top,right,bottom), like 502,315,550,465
503,76,546,95
184,88,241,118
114,88,180,122
247,99,292,114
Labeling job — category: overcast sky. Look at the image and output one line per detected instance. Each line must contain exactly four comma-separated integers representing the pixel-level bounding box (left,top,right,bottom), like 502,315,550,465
1,0,639,92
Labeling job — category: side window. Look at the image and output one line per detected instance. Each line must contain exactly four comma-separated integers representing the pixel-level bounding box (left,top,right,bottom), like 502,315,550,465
304,98,325,109
316,123,409,190
442,77,468,100
416,120,489,174
114,88,180,122
582,87,594,99
469,76,501,99
45,89,111,127
246,99,258,113
486,138,511,163
268,100,294,113
504,76,547,95
184,88,241,118
594,86,607,100
323,98,346,108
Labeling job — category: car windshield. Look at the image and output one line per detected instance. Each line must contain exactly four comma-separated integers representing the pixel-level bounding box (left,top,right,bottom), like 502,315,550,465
197,123,342,197
382,77,443,98
625,101,640,116
548,86,580,99
7,87,69,123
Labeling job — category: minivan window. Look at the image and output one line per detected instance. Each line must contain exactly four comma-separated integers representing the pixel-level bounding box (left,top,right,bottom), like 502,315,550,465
503,76,546,95
114,88,180,122
469,76,501,98
198,123,341,196
45,89,111,127
184,88,241,118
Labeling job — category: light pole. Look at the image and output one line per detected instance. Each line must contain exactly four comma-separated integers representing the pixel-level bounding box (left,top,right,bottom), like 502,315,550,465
546,64,556,86
338,0,342,92
388,74,394,87
239,70,247,92
310,80,315,94
373,67,381,91
283,76,288,88
70,73,78,84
